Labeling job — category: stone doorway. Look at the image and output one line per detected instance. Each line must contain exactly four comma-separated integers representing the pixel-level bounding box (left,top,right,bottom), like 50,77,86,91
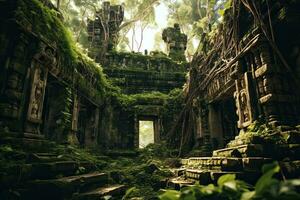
139,120,154,148
42,74,65,140
220,98,239,145
137,116,160,148
208,97,239,149
77,97,99,147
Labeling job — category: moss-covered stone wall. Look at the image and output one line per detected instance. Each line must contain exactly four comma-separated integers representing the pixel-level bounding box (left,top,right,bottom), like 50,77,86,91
101,51,187,94
0,0,186,150
0,0,110,145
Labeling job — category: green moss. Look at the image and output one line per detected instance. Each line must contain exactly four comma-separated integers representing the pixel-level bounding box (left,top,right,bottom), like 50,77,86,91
15,0,111,101
15,0,76,66
107,50,188,70
227,121,286,148
113,91,169,111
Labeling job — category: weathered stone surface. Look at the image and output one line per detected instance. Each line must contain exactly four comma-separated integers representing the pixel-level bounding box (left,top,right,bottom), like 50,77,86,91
167,177,195,190
242,157,272,172
213,144,266,158
31,161,79,179
25,172,108,199
72,184,126,200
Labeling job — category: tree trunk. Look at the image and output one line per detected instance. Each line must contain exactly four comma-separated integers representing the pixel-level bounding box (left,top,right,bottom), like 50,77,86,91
57,0,60,10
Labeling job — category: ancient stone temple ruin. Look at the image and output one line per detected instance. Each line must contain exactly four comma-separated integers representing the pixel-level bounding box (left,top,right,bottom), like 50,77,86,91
162,23,187,62
1,0,300,199
174,0,300,185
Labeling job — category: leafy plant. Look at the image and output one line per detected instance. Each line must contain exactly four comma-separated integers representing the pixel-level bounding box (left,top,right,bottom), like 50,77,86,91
159,162,300,200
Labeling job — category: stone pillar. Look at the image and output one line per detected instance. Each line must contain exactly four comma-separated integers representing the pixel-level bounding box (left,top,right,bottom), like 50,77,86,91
134,113,139,148
198,101,213,156
0,33,30,133
154,117,161,143
87,1,124,61
162,24,187,62
69,93,79,145
254,40,298,126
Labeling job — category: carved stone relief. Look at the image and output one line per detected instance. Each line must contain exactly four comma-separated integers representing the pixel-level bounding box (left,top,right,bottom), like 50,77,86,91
234,72,254,128
25,41,58,133
27,63,48,123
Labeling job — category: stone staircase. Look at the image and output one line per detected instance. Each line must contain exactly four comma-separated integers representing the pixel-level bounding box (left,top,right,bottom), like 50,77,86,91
0,133,127,200
168,143,300,189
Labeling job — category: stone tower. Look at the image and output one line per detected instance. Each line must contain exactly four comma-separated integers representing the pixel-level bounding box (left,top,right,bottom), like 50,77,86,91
87,1,124,61
162,23,187,62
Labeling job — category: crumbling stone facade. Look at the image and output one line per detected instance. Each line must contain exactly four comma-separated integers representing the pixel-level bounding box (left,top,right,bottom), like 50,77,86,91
174,0,300,184
162,23,187,62
87,1,124,60
0,0,186,151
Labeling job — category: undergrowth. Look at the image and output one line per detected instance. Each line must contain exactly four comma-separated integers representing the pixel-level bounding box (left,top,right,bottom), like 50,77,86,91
51,142,179,199
227,121,287,148
159,162,300,200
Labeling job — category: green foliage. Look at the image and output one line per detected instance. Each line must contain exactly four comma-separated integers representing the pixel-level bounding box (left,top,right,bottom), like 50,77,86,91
16,0,111,95
139,142,175,159
113,91,169,111
53,87,73,140
227,121,286,148
165,0,232,57
16,0,76,66
0,145,27,178
159,162,300,200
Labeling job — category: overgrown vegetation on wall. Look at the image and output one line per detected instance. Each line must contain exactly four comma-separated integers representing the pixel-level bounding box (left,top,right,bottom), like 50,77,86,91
15,0,110,97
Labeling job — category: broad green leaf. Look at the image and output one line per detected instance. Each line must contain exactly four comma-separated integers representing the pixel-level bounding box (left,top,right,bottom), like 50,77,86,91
159,190,180,200
255,162,280,194
217,174,236,186
241,191,255,200
200,184,216,195
262,161,280,174
122,187,136,200
224,180,237,191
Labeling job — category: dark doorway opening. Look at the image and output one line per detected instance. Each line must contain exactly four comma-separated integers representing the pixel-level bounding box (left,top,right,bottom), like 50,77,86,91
42,74,64,140
77,97,98,147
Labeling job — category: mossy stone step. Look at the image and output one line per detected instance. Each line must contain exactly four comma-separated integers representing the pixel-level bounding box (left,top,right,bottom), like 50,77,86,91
242,157,272,171
212,144,268,158
24,172,108,200
167,177,195,190
30,161,79,179
186,157,242,171
184,157,272,172
185,169,261,184
0,136,55,152
27,153,66,163
72,184,126,200
0,132,44,139
0,160,96,188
